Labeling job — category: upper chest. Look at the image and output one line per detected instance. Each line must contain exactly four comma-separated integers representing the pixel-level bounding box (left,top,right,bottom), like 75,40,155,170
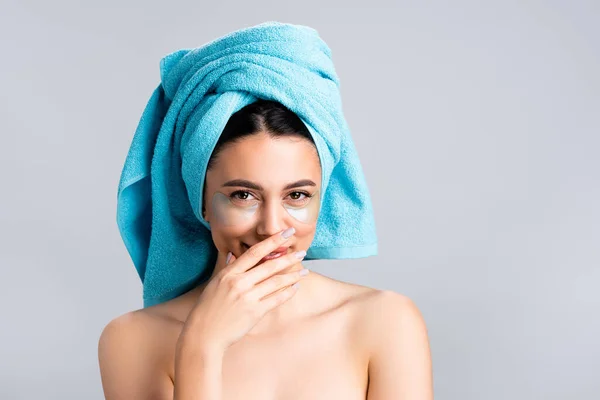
219,305,370,400
158,287,377,400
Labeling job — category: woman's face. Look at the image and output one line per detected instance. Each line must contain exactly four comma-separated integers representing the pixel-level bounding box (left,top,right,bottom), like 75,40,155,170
203,131,322,261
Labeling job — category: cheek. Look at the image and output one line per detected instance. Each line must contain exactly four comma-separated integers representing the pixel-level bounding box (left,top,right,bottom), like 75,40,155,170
211,191,258,227
288,218,319,247
209,224,248,255
283,189,321,224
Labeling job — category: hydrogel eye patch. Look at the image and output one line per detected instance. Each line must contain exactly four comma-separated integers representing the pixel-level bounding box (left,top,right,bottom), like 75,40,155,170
211,190,321,227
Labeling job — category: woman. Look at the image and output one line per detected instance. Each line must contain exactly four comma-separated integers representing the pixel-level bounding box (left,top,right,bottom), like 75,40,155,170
99,23,432,399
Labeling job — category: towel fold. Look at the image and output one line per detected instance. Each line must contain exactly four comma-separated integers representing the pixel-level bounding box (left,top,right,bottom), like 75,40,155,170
117,21,378,307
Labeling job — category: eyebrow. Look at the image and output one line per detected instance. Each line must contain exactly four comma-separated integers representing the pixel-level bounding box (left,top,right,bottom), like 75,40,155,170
222,179,317,191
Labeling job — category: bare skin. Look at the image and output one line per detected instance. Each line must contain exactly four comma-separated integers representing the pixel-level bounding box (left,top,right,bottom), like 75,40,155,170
99,132,433,399
98,267,432,399
134,270,380,399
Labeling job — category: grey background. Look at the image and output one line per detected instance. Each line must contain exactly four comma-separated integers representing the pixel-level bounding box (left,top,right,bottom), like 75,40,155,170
1,1,598,399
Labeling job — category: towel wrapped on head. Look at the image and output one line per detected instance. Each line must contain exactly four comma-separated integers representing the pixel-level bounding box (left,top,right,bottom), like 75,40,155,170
116,21,378,307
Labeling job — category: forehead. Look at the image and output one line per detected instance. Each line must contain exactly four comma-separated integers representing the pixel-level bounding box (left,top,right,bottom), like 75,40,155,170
211,133,321,185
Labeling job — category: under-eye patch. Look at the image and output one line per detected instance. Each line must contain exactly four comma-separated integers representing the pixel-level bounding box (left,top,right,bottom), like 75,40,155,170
210,190,321,226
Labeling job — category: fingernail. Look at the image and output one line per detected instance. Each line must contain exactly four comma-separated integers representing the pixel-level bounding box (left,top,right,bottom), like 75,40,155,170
226,252,232,264
295,250,306,259
281,227,295,239
299,268,310,276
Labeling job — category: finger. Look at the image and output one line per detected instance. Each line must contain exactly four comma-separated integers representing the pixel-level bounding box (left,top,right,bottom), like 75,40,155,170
229,227,296,273
244,250,306,284
227,252,236,265
251,268,308,301
258,282,300,313
214,250,234,272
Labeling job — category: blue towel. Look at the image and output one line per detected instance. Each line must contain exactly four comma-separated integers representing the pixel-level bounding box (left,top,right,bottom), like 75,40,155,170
117,21,378,307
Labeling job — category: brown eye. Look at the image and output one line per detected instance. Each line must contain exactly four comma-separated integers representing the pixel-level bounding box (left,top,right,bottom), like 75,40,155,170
288,191,310,202
230,190,257,202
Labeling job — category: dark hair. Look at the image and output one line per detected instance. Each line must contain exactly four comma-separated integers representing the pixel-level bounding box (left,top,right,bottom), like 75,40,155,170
206,99,316,171
202,99,319,214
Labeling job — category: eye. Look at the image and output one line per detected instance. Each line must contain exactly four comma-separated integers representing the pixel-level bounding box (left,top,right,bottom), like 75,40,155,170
288,191,312,203
230,190,257,202
229,190,313,204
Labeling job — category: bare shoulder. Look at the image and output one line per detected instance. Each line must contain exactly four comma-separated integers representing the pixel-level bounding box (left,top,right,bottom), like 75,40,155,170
325,277,418,321
357,289,429,347
320,278,390,342
358,290,433,399
313,274,381,316
364,289,425,321
98,308,180,399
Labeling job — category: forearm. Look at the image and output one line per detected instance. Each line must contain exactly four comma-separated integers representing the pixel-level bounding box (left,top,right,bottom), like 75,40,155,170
173,335,224,400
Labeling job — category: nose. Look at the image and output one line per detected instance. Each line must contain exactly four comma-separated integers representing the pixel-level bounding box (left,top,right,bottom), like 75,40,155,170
255,198,289,237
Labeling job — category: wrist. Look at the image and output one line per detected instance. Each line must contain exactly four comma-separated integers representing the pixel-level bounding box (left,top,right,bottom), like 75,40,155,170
177,330,225,358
